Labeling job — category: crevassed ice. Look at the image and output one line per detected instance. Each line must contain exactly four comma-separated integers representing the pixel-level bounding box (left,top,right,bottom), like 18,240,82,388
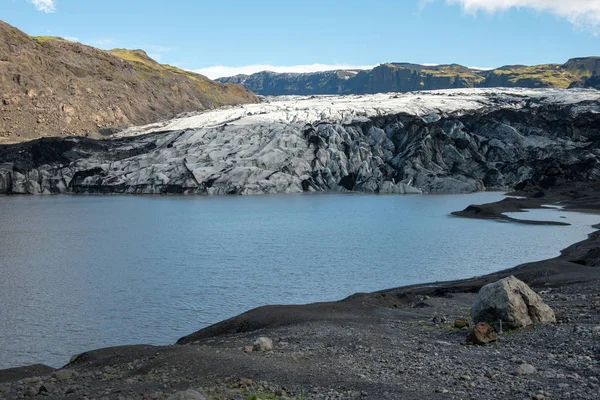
117,88,600,138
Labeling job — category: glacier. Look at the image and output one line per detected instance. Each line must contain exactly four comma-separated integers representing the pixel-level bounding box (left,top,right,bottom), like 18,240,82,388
0,88,599,196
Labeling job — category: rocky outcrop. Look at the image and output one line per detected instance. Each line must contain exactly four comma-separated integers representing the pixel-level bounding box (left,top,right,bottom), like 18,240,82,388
217,58,600,96
471,276,556,329
0,88,598,196
0,20,257,144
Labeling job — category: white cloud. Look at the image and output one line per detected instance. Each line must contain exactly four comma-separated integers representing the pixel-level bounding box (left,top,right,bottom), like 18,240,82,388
28,0,55,13
64,36,78,42
192,64,378,80
445,0,600,32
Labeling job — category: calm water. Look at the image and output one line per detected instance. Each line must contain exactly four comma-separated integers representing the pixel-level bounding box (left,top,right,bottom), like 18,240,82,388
1,193,599,369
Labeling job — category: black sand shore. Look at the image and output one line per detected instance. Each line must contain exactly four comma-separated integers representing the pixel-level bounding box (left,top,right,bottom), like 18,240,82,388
1,183,599,399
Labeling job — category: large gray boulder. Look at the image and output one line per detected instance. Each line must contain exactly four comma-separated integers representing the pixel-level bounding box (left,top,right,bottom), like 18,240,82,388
471,276,556,329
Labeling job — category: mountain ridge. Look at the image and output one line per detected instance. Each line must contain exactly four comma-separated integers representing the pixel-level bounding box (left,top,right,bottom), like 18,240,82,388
217,58,600,96
0,20,257,144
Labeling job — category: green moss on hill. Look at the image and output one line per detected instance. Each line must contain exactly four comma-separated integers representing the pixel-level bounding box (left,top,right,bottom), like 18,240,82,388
486,64,579,88
32,36,76,44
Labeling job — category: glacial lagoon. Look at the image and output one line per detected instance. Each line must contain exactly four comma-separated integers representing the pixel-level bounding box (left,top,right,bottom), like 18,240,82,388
1,192,599,369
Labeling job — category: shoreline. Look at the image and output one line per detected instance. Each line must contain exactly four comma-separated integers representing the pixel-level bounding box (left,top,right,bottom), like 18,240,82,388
1,183,599,399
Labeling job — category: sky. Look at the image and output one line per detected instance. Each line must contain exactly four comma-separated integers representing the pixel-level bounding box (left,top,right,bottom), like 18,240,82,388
3,0,600,79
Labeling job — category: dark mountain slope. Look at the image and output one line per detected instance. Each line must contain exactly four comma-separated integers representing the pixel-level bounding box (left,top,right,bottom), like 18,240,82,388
0,20,257,144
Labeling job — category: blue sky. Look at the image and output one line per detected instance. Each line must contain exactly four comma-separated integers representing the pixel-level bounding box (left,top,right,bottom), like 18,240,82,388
3,0,600,78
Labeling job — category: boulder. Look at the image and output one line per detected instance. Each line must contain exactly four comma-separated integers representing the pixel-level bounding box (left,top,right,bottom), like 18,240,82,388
467,322,497,345
166,389,207,400
471,276,556,329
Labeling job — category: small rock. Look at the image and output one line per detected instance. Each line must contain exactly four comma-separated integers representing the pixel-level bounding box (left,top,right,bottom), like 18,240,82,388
166,389,207,400
253,337,274,352
454,317,469,329
21,377,41,385
53,369,77,381
485,372,498,381
467,322,497,345
516,363,537,375
23,386,37,397
65,385,77,394
581,356,592,364
244,346,253,353
555,310,569,322
238,378,253,387
102,366,116,374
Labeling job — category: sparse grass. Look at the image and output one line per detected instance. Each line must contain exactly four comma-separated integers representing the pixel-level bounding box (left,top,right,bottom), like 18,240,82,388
488,64,580,88
382,63,485,87
106,49,254,106
109,49,159,69
381,62,586,88
410,320,441,330
32,36,75,44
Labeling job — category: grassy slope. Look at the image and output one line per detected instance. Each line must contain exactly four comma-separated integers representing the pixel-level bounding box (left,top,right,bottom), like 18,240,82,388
106,48,252,107
484,64,586,88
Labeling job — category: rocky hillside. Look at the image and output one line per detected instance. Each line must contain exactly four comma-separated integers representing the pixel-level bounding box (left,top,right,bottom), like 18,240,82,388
0,20,257,144
0,88,599,196
217,58,600,95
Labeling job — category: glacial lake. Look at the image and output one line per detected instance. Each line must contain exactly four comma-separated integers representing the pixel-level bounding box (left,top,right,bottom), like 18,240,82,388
1,192,599,369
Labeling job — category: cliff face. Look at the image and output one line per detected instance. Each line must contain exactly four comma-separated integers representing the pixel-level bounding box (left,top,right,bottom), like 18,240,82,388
0,20,257,144
217,59,600,96
0,88,598,196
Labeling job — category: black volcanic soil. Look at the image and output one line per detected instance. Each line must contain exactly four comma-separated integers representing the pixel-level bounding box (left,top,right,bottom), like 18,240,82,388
1,183,599,400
